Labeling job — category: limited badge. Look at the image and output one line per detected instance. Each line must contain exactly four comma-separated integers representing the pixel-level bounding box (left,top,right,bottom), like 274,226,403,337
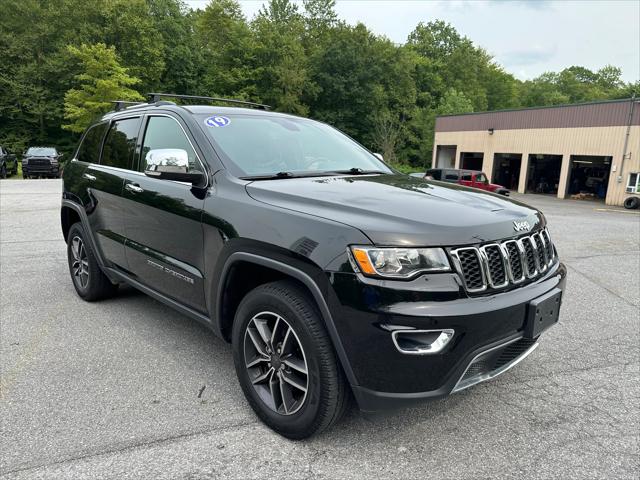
204,116,231,128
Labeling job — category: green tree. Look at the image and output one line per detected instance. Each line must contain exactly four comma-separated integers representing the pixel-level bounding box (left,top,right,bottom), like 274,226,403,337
251,0,309,114
195,0,256,98
63,43,143,133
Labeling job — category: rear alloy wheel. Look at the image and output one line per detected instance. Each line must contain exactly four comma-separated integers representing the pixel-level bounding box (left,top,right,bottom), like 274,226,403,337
66,222,118,301
70,236,90,289
232,280,349,439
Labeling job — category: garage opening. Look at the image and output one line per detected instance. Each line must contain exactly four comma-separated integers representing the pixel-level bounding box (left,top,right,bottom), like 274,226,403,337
567,155,611,200
492,153,522,191
460,152,484,171
526,154,563,194
435,145,457,169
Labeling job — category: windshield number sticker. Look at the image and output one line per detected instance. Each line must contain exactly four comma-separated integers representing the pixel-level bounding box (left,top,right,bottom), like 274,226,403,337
204,116,231,128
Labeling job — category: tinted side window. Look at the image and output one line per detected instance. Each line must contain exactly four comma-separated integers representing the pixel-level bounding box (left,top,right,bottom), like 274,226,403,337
444,170,459,181
140,116,199,172
461,171,472,181
76,123,108,163
101,118,140,169
428,169,442,180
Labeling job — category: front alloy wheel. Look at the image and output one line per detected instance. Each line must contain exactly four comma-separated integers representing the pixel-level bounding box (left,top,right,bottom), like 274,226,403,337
232,280,349,439
244,311,309,415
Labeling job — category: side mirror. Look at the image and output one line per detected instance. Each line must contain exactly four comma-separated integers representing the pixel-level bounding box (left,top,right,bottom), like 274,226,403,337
144,149,203,184
373,153,384,161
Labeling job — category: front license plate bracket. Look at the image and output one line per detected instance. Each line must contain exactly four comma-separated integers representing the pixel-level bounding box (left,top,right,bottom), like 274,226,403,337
525,288,562,339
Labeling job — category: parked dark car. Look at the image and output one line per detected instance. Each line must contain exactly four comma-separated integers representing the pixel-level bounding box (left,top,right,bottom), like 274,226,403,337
424,168,510,195
22,147,62,178
0,146,18,178
61,95,565,439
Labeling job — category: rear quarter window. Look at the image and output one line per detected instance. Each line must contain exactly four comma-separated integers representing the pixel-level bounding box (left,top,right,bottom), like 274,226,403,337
427,169,442,180
76,123,108,164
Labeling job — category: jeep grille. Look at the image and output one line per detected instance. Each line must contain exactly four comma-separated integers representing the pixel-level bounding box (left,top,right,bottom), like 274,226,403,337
450,228,557,294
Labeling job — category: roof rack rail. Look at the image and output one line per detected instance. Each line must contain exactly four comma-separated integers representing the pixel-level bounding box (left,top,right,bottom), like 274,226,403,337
112,100,145,112
147,93,271,110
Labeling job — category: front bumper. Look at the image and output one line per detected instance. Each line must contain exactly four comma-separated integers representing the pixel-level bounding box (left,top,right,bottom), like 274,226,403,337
23,164,59,175
326,261,566,411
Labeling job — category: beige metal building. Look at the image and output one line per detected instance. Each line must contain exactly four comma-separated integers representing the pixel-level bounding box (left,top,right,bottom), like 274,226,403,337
433,98,640,206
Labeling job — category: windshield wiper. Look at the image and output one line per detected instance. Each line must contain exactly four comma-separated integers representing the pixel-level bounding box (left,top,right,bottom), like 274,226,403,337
240,171,296,180
327,168,388,175
240,171,343,181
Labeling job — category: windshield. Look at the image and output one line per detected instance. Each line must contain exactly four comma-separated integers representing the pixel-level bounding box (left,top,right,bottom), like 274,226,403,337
198,114,392,177
26,147,57,156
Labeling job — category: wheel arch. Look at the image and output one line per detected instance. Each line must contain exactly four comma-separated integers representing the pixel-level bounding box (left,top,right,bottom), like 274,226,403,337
60,199,118,283
61,205,82,243
215,252,358,387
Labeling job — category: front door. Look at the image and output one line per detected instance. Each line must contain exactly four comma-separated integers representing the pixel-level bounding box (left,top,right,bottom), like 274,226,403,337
121,115,208,313
472,172,490,191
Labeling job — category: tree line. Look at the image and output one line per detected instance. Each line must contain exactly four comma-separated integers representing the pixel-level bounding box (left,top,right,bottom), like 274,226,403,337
1,0,637,169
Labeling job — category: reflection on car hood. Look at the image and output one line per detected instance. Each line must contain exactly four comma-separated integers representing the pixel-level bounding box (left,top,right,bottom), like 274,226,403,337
246,174,542,246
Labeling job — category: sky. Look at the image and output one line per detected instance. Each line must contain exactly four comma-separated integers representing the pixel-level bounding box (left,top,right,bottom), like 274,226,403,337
185,0,640,83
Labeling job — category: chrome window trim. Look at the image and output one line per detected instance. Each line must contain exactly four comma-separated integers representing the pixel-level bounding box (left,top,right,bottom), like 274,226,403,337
73,113,209,189
141,113,209,188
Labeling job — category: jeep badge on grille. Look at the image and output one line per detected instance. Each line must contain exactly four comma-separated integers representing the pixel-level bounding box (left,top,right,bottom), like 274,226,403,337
513,220,531,232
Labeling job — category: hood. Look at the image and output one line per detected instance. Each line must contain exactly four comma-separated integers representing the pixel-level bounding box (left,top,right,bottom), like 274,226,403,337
246,174,543,246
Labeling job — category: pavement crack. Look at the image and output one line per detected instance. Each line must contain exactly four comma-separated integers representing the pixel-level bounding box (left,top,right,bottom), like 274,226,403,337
564,262,638,307
1,420,260,476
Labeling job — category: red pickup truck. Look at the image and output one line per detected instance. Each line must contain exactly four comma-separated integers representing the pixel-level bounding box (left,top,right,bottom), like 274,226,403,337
424,168,510,196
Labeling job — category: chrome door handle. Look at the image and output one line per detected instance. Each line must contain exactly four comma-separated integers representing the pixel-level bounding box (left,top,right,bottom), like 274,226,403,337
125,183,144,193
83,173,96,181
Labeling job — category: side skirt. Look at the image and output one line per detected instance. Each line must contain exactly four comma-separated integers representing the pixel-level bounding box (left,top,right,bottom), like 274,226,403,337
105,267,213,330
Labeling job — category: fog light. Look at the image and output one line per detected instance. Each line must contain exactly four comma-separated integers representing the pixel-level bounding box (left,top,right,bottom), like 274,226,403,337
392,329,454,355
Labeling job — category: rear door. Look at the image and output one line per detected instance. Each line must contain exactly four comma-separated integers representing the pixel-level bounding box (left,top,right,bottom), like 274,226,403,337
65,116,141,269
120,114,208,312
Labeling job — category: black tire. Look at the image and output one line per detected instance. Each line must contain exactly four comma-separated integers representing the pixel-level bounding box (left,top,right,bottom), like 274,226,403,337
1,165,6,179
232,280,349,439
67,222,118,301
623,196,639,210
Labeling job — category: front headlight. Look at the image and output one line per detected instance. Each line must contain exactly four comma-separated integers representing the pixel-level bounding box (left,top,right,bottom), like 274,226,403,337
349,246,450,278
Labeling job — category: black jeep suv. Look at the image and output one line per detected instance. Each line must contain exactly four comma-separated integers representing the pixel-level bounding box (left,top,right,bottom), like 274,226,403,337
61,95,566,439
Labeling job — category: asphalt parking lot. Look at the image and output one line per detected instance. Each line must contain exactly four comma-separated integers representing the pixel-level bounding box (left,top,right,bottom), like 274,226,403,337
1,179,639,479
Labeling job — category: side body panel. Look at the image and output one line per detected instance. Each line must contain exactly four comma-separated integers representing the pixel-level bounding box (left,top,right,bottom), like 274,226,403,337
84,164,128,268
121,172,207,312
